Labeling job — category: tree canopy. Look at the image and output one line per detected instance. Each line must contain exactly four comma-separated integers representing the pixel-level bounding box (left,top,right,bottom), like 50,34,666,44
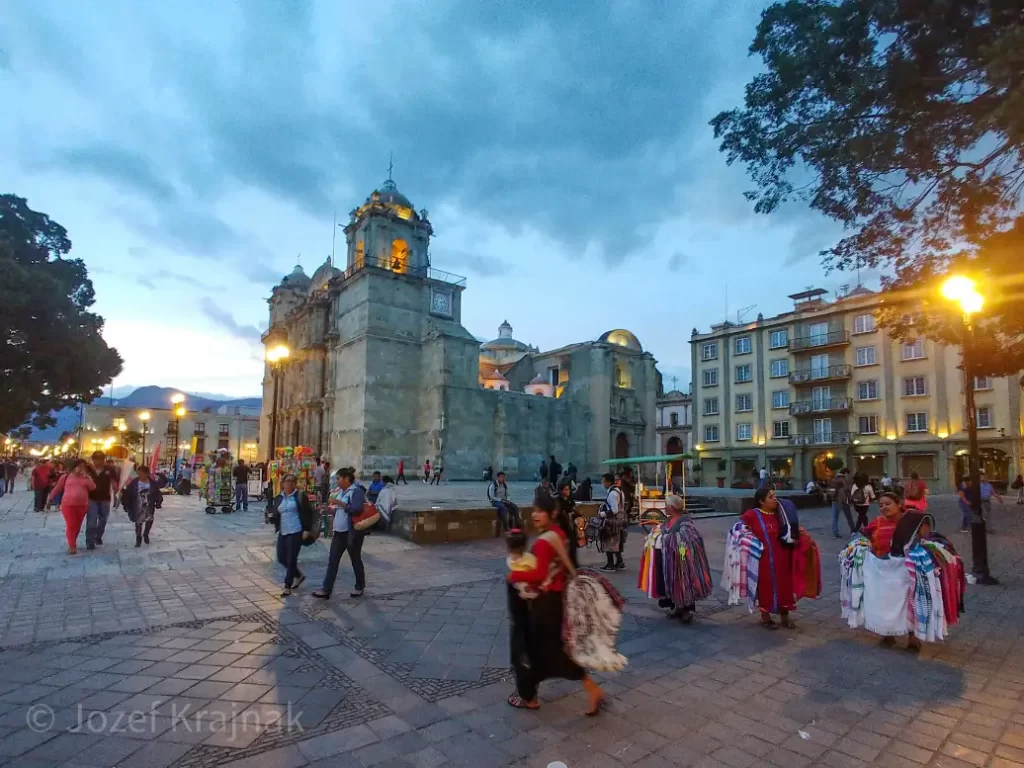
0,194,123,433
712,0,1024,376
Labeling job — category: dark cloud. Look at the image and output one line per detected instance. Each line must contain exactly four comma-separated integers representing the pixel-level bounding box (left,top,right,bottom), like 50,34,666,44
150,268,204,289
7,1,785,274
435,249,511,278
667,252,688,272
198,297,262,343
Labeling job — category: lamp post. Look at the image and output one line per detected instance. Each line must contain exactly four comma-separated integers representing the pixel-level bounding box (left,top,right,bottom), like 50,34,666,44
265,344,290,463
139,411,151,467
941,276,996,584
170,394,186,483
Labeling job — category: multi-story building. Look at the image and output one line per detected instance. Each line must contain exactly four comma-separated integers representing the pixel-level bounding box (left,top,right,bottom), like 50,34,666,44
656,387,693,480
78,404,261,465
690,287,1023,490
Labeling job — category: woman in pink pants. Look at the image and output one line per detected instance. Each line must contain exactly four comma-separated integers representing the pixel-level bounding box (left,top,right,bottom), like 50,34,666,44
49,459,95,554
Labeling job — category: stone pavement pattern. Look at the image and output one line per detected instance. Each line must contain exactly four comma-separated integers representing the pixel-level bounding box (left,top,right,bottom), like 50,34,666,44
3,485,1024,767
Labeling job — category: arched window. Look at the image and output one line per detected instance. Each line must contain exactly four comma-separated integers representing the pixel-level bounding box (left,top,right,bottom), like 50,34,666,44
616,363,632,388
390,238,409,273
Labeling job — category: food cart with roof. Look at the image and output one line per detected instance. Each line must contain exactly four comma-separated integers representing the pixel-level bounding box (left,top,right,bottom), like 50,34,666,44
600,452,693,530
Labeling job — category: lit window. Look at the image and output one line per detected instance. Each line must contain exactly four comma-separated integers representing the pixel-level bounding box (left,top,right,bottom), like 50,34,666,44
770,359,789,378
858,415,879,434
771,390,790,409
703,398,719,416
735,394,753,412
773,421,790,439
704,425,720,442
701,342,719,361
906,412,929,432
855,346,876,366
702,369,719,387
112,417,127,430
902,376,927,397
857,380,879,400
854,314,876,334
734,336,751,355
769,330,788,349
735,364,752,383
901,339,925,360
736,423,753,441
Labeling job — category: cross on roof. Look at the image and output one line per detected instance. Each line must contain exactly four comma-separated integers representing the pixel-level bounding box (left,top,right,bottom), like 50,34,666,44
387,152,394,182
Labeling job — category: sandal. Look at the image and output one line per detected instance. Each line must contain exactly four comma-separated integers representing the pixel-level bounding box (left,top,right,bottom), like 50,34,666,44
781,618,797,630
585,696,605,717
280,588,292,597
507,694,539,710
760,616,778,630
311,591,330,600
293,574,306,589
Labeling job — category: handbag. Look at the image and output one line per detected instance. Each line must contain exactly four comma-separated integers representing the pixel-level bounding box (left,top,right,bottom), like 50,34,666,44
351,501,381,531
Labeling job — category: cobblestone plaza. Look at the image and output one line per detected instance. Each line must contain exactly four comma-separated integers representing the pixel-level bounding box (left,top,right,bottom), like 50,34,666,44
2,487,1024,767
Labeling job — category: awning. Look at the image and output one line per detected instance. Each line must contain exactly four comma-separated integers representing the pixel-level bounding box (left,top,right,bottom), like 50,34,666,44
601,453,693,465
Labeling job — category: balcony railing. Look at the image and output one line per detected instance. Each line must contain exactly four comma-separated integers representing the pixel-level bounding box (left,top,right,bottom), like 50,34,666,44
788,431,855,446
789,397,853,415
789,330,850,351
338,255,468,287
789,364,852,384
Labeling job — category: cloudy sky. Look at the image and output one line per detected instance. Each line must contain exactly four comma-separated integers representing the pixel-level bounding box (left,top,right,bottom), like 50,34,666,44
1,0,864,399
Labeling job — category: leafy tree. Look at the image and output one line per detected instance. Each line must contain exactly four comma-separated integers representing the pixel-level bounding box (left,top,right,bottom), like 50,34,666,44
712,1,1024,375
0,195,123,432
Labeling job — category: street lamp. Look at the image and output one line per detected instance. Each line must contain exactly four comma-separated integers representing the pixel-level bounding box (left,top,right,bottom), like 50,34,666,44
265,344,290,462
941,275,996,584
139,411,151,466
170,394,186,482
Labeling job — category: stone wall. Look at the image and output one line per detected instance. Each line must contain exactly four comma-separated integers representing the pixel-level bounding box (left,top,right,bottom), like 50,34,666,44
391,502,604,544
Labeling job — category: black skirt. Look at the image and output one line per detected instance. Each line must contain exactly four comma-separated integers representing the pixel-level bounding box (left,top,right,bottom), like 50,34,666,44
508,586,583,700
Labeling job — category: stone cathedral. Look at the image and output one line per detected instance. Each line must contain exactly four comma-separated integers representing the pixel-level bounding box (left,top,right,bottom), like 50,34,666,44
259,177,660,479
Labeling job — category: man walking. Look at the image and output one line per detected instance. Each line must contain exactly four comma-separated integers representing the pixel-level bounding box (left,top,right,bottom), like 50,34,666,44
31,459,53,512
829,469,855,538
86,451,118,549
599,473,626,571
396,458,407,484
313,468,367,599
233,459,249,511
548,455,562,485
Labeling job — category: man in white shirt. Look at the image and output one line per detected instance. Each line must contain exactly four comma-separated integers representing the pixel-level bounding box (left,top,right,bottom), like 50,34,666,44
759,467,768,489
880,473,893,491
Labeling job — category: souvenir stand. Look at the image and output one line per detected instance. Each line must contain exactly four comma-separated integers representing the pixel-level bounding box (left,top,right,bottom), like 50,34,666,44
267,446,316,495
203,449,235,514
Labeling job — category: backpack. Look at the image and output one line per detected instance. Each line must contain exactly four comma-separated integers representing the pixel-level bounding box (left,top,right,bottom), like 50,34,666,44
307,495,324,543
851,485,866,506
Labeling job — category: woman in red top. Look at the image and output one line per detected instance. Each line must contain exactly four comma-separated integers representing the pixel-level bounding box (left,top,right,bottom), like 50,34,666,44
506,494,604,715
862,492,904,557
741,488,799,629
48,458,95,555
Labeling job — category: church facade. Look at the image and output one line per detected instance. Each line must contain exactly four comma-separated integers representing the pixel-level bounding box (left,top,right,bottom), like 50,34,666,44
260,178,660,479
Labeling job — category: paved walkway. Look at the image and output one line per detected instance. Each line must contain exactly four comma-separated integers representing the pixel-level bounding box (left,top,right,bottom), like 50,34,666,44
2,486,1024,767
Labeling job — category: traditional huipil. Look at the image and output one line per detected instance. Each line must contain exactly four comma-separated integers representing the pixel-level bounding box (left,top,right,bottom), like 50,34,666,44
739,492,819,628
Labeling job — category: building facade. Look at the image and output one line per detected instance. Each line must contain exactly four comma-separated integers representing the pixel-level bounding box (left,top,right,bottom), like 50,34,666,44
690,288,1023,490
78,404,260,465
260,178,660,479
656,388,693,480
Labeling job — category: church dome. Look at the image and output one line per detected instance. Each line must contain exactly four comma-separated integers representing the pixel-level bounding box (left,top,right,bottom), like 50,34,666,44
280,263,311,288
529,374,546,385
599,328,643,352
308,258,340,294
480,320,531,353
369,179,414,209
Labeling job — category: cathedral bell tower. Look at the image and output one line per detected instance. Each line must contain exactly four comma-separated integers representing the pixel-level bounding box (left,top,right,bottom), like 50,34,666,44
343,174,433,276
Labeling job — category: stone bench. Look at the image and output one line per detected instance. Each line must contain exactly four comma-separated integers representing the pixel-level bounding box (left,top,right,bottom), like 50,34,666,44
389,501,605,544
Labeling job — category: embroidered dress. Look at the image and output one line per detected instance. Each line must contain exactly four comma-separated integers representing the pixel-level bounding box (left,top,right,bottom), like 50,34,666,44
839,535,870,628
722,522,762,611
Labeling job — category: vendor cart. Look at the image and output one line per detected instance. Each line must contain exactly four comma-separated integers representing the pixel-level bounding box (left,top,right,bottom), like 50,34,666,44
600,452,693,532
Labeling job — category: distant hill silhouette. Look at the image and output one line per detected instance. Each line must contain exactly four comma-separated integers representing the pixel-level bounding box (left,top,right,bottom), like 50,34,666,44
111,386,261,411
19,386,261,443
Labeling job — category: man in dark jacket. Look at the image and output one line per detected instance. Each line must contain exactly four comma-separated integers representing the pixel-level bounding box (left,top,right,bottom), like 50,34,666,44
86,451,119,549
549,455,562,485
233,460,250,511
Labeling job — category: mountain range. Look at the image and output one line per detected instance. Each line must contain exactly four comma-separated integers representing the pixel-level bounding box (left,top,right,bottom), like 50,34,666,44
105,386,261,411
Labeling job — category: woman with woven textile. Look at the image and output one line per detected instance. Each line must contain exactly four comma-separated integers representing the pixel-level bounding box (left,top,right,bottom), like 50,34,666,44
506,494,605,715
740,487,808,629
